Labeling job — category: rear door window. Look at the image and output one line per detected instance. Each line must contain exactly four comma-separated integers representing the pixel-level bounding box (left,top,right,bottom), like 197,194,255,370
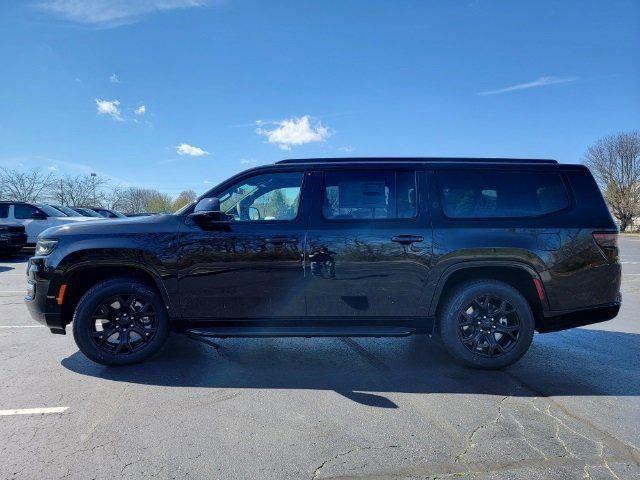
437,170,569,218
0,205,8,218
322,170,417,220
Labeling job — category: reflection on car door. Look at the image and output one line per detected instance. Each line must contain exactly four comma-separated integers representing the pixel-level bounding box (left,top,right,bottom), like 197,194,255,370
177,170,310,319
305,169,434,317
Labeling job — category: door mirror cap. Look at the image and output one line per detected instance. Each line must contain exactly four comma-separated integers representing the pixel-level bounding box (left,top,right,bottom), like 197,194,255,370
31,212,47,220
194,197,220,213
189,197,225,222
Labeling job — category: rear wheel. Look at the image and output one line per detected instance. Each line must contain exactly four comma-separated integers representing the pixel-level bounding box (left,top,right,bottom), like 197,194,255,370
72,278,170,366
439,280,535,369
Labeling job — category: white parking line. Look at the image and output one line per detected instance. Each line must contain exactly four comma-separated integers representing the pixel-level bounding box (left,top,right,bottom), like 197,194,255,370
0,325,43,328
0,407,68,416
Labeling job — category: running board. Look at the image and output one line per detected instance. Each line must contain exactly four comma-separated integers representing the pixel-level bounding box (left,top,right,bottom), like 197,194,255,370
185,326,415,338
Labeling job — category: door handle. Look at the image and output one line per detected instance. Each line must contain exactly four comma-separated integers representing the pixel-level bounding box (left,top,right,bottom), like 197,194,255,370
391,234,424,245
265,237,298,245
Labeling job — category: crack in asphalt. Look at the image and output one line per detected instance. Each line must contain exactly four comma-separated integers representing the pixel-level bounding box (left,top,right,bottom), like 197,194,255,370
311,445,401,480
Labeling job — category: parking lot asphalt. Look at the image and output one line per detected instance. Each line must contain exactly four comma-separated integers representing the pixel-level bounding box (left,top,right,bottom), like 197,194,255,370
0,238,639,479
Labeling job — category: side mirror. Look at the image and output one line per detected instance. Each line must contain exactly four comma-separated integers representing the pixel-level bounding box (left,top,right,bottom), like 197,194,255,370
189,197,224,222
31,212,47,220
194,197,220,213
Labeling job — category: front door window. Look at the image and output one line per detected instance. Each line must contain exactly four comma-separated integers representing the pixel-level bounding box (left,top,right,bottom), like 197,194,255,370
217,172,303,222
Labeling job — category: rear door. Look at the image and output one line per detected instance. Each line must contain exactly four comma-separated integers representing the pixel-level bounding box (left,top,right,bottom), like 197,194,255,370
304,167,433,318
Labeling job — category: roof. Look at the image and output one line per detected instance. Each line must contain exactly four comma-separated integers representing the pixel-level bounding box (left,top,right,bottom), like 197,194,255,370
276,157,558,165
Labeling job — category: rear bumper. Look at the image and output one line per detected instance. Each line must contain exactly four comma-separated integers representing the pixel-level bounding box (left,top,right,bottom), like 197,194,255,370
25,261,65,334
537,294,621,333
0,232,27,250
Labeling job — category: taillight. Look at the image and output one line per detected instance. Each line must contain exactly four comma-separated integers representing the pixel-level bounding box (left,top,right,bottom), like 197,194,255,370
593,231,619,262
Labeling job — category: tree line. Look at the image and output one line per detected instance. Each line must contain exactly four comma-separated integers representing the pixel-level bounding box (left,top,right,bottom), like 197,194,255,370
0,168,197,214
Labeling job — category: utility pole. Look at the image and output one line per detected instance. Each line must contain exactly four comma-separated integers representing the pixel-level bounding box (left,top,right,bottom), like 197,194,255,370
91,173,97,205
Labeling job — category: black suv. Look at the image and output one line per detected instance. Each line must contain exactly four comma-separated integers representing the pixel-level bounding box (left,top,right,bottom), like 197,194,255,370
26,158,621,369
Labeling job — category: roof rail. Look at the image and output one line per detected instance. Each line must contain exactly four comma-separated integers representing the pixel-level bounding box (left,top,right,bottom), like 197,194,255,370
276,157,558,165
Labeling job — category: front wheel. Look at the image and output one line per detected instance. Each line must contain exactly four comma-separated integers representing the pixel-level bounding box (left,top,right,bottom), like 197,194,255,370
439,280,535,369
72,278,170,366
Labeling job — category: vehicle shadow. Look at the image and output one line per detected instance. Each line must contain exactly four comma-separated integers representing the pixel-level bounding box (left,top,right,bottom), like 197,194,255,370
61,328,640,408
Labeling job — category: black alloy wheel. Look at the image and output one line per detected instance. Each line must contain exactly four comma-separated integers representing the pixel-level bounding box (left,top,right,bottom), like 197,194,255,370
456,294,521,358
72,278,169,366
439,279,535,369
90,294,158,355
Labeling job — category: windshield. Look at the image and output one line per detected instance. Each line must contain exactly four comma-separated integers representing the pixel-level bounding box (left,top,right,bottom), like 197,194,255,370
81,209,103,217
37,204,68,217
51,205,81,216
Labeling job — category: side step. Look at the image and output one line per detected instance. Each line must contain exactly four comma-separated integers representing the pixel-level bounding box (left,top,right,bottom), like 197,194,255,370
185,326,415,338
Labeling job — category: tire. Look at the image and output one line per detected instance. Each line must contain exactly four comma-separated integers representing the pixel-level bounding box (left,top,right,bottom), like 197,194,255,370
438,279,535,369
72,278,170,366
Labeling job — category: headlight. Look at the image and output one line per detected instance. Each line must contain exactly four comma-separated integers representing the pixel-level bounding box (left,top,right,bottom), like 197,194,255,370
35,239,58,256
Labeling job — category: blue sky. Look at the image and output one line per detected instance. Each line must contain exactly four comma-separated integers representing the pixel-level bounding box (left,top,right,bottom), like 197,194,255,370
1,0,638,196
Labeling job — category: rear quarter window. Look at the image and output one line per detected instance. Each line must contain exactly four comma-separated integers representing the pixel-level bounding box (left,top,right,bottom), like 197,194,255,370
437,170,569,219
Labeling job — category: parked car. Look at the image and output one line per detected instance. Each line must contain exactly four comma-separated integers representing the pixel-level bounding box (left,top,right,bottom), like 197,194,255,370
70,207,103,218
86,207,127,218
0,201,99,245
0,221,27,257
25,158,620,368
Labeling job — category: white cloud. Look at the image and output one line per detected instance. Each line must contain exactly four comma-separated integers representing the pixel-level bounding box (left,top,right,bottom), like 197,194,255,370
176,143,209,157
338,145,354,153
135,105,146,116
256,115,330,150
109,73,120,83
47,165,58,171
39,0,208,27
95,98,122,120
478,76,578,96
239,158,257,165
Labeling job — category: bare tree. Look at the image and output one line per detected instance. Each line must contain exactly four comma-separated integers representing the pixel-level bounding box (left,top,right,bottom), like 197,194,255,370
119,187,174,214
147,191,174,213
101,186,128,211
0,167,54,202
172,189,197,211
47,174,108,207
584,131,640,231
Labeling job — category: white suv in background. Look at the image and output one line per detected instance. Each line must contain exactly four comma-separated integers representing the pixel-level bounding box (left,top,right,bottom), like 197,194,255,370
0,202,101,245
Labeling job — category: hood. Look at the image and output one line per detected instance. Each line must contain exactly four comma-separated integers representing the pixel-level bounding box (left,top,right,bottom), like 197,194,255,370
54,216,102,222
40,214,181,239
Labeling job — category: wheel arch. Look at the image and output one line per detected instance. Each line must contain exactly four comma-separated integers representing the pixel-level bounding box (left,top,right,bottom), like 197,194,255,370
428,261,548,330
59,262,175,327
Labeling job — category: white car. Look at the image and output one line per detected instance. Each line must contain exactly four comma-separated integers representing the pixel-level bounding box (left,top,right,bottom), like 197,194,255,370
0,202,102,245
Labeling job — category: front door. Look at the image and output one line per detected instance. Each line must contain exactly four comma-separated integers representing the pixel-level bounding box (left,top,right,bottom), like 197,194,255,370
177,170,309,319
305,168,433,318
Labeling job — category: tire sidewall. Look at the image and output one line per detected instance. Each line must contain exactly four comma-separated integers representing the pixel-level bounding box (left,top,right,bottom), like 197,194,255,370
439,280,535,369
72,279,169,366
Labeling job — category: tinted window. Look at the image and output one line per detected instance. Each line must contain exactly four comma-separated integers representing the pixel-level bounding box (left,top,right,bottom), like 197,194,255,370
323,170,417,220
14,204,40,219
0,205,8,218
218,172,303,221
437,170,569,218
37,204,67,217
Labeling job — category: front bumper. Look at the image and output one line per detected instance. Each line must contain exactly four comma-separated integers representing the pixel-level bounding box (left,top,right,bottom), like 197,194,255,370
25,259,65,334
538,294,621,333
